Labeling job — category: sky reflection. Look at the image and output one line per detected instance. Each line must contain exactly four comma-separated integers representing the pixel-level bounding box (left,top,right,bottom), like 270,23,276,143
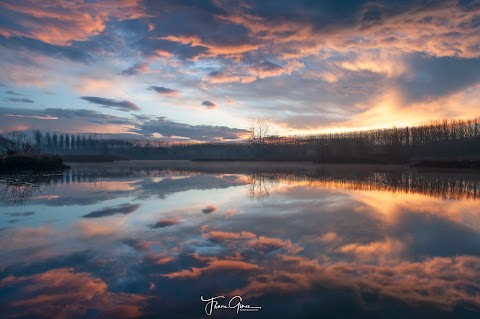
1,163,480,318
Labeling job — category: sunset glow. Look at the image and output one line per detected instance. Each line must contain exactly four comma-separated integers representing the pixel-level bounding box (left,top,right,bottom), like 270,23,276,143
1,0,479,141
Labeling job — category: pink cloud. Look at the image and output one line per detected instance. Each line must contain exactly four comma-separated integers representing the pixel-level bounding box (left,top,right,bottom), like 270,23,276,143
0,268,147,319
0,0,146,46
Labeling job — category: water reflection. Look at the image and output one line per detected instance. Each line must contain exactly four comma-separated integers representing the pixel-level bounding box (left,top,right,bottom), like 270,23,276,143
2,163,480,204
1,162,480,318
0,173,62,204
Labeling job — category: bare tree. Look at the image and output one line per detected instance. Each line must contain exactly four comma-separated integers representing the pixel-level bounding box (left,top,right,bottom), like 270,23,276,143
0,130,34,154
249,119,271,146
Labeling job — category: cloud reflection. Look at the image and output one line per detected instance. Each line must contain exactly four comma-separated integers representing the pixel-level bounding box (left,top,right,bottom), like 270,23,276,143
82,203,141,218
1,163,480,317
0,268,146,319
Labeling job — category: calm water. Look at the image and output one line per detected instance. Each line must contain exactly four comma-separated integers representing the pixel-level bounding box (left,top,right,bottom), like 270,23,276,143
1,161,480,319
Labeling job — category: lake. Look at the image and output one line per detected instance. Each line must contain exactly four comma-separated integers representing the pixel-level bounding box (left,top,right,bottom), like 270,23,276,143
1,161,480,318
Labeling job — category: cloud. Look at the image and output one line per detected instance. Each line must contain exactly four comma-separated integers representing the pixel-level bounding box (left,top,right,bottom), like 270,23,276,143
0,268,146,319
0,107,248,142
201,100,217,109
230,254,480,311
203,70,256,85
122,62,149,75
83,203,141,218
80,96,140,112
248,60,305,79
5,90,22,95
3,97,34,103
248,236,303,254
0,0,479,134
75,219,122,238
151,218,180,229
0,107,139,133
161,258,261,279
338,237,405,261
201,205,217,214
0,36,93,63
149,86,179,96
0,0,146,46
206,231,256,242
5,211,35,217
158,34,262,57
4,114,56,120
225,95,235,104
397,54,480,103
202,60,304,86
43,108,132,121
139,116,248,142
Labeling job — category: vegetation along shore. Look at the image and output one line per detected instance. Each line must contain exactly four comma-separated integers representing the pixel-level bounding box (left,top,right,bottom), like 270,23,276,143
1,118,479,170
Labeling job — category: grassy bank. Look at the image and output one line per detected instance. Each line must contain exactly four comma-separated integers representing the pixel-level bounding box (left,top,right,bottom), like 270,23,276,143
0,153,70,172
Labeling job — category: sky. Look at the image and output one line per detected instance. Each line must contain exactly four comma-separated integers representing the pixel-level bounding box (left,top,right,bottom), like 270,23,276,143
0,0,479,142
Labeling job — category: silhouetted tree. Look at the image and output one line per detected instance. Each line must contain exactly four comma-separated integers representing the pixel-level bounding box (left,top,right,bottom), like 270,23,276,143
52,133,59,151
76,135,81,151
0,130,34,154
33,130,43,153
45,132,52,152
59,134,64,151
249,119,271,146
65,134,70,151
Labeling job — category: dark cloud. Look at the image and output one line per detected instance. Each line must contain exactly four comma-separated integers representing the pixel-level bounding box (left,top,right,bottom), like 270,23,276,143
149,86,179,95
201,100,217,109
3,97,33,103
122,62,149,76
0,107,247,142
151,219,180,229
398,54,480,103
141,38,209,60
43,108,130,122
0,107,137,132
0,36,93,63
80,96,141,112
253,61,283,72
139,116,248,142
5,211,35,217
390,210,480,257
82,203,141,218
230,0,369,28
201,205,217,214
5,90,22,95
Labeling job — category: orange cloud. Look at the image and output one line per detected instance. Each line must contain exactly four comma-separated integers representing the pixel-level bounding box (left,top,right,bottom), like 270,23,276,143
248,236,303,254
247,60,304,79
74,219,122,238
161,259,261,279
205,230,256,241
331,85,480,132
338,238,406,261
160,35,262,57
0,0,146,46
231,254,480,310
0,268,146,319
202,60,304,86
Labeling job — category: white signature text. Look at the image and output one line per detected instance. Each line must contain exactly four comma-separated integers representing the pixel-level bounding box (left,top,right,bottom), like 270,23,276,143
200,295,261,315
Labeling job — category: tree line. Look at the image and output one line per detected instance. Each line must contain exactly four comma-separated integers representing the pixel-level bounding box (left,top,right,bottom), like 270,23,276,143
1,118,479,163
311,118,480,163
